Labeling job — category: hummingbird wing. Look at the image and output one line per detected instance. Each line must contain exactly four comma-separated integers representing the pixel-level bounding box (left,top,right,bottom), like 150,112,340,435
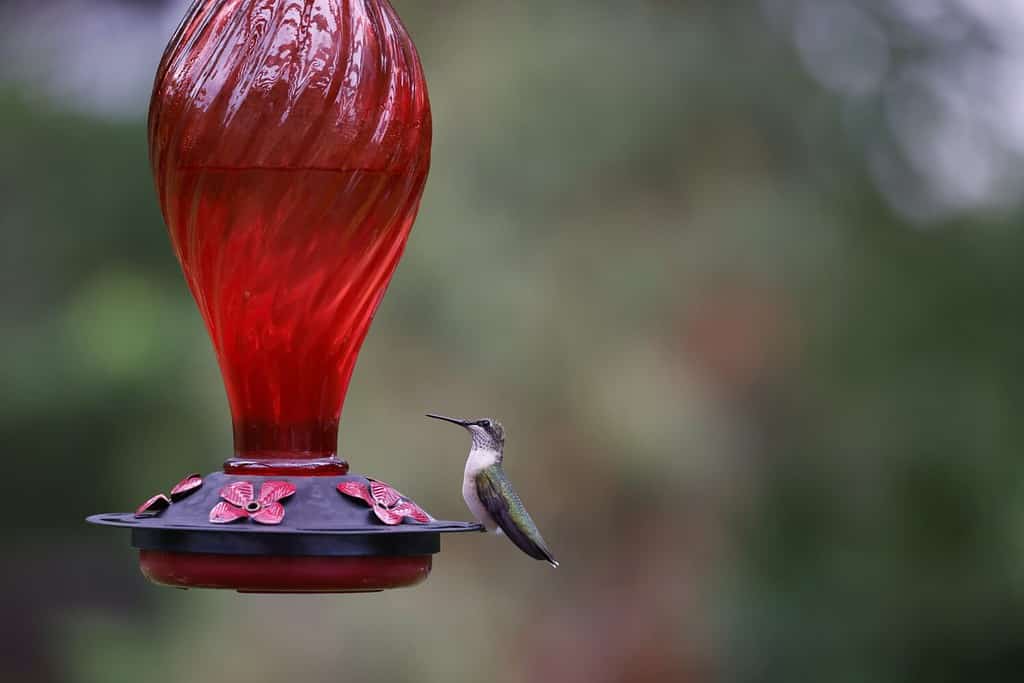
475,464,558,567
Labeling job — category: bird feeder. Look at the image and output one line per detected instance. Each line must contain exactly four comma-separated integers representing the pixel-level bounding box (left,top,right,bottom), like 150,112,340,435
87,0,480,593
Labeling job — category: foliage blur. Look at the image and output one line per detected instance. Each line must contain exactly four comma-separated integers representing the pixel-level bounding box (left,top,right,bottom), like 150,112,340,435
4,0,1024,681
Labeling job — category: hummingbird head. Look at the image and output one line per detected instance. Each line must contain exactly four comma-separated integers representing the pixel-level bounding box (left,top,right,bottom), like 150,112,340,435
426,414,505,454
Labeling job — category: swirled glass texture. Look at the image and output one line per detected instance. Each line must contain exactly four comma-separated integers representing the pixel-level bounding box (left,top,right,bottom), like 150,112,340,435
149,0,431,464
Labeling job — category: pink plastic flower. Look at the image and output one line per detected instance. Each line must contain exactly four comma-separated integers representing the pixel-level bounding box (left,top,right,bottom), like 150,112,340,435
169,473,203,501
135,494,171,518
135,473,204,518
209,481,296,525
337,479,432,526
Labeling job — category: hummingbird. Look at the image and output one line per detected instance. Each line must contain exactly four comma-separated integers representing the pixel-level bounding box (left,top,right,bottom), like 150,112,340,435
426,414,558,568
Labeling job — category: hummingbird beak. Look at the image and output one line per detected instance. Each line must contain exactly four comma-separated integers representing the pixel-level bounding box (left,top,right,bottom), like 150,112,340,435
425,413,471,428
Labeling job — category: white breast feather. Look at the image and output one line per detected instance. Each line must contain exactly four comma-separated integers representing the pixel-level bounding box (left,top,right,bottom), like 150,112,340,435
462,447,500,532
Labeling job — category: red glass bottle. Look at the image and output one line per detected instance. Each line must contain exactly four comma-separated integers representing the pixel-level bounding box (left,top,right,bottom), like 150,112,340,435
149,0,431,475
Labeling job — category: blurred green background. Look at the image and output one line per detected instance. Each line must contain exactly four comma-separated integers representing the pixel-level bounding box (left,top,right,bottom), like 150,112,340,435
5,0,1024,681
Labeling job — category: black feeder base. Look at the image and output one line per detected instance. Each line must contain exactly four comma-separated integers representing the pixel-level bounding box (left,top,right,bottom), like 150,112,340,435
88,473,482,593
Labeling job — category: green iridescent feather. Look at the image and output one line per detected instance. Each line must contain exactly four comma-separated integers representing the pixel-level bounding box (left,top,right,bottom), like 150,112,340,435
475,464,558,567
